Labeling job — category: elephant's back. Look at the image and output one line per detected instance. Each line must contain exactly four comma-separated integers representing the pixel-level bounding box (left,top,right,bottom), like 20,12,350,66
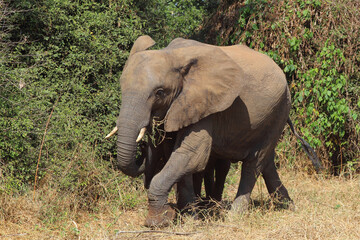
220,45,287,88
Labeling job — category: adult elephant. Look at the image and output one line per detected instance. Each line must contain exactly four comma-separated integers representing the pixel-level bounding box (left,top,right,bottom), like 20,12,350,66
106,36,322,227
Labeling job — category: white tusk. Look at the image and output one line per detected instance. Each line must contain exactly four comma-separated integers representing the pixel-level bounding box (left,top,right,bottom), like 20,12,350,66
105,126,118,139
136,127,146,143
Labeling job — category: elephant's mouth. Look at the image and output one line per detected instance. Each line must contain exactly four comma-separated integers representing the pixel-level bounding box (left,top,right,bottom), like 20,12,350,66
105,126,147,142
105,126,147,175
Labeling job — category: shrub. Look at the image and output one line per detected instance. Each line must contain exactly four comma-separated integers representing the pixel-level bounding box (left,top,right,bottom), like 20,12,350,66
0,0,207,195
201,0,360,174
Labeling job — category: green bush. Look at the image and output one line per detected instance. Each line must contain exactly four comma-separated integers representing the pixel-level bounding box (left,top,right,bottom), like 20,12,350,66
0,0,208,196
202,0,359,174
1,0,134,189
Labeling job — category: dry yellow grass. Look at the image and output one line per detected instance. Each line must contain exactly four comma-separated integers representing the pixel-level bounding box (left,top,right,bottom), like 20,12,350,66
1,168,359,240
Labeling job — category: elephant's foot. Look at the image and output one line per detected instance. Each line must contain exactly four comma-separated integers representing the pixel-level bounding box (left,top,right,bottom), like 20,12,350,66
230,194,251,214
144,204,176,228
275,198,296,211
287,201,296,211
270,193,296,211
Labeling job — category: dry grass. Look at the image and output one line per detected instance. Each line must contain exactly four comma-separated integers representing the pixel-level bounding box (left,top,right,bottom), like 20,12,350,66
1,167,359,240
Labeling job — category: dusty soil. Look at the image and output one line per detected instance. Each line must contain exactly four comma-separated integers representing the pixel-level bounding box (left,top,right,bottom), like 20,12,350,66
1,169,359,239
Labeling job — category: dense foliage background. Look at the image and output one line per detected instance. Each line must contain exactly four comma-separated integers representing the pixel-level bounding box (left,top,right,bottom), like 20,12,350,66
200,0,359,174
0,0,209,198
0,0,359,209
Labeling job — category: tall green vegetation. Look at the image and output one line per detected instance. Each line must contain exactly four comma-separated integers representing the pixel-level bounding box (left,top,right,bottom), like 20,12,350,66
0,0,207,196
202,0,359,174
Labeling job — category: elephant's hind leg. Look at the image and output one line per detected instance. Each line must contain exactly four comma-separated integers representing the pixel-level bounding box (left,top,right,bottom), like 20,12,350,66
262,151,294,210
231,158,260,213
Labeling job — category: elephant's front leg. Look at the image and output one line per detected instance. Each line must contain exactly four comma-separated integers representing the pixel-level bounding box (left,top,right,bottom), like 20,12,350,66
145,125,212,227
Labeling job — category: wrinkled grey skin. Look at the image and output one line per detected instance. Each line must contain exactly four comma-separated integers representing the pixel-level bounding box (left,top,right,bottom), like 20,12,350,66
114,36,320,227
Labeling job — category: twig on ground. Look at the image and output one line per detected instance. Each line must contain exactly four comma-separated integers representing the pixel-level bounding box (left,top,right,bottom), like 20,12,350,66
209,223,239,229
115,230,200,236
0,233,28,238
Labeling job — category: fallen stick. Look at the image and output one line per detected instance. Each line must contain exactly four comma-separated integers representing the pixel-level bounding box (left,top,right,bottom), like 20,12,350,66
0,233,28,238
115,230,200,236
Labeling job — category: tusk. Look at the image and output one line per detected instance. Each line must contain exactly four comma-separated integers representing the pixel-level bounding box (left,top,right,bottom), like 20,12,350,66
105,126,118,139
136,127,146,143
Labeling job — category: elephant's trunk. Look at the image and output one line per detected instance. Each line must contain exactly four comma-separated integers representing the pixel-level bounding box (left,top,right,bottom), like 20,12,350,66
116,97,150,177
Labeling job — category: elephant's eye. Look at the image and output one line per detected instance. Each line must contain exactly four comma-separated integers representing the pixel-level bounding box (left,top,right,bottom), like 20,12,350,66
155,88,166,98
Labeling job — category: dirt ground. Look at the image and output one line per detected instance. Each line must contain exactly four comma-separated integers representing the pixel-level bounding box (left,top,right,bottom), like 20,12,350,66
1,169,359,240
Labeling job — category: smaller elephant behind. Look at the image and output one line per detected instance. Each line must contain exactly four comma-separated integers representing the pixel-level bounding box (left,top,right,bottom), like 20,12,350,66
141,130,231,210
193,156,231,202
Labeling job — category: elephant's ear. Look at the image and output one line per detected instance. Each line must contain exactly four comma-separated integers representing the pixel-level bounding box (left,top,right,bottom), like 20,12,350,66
129,35,156,57
164,45,244,132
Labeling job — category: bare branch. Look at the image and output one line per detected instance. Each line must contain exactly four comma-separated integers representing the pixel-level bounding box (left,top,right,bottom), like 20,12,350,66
115,230,200,237
33,95,61,200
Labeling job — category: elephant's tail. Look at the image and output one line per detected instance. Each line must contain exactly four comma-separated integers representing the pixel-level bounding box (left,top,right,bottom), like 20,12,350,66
287,118,324,173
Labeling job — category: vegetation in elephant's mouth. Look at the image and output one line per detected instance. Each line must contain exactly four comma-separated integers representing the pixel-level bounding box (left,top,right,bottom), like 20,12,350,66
135,117,167,160
148,117,167,147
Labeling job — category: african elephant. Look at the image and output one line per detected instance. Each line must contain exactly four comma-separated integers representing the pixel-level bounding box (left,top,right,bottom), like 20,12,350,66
106,35,322,227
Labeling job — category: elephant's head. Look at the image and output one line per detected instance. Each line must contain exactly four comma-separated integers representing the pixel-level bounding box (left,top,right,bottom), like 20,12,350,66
109,36,243,177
